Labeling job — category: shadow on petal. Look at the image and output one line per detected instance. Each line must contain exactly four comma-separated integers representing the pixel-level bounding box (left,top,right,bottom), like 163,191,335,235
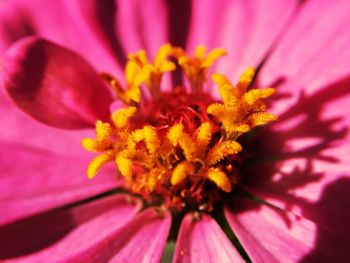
299,177,350,262
0,206,76,259
165,0,192,86
229,74,350,231
225,179,350,262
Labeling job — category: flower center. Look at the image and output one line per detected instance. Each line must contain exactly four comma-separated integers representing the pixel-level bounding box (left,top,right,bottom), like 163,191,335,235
82,45,277,213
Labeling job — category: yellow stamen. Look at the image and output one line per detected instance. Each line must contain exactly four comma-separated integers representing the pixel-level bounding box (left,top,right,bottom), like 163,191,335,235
243,88,276,106
126,44,176,99
246,112,278,128
206,141,242,165
81,120,113,153
87,151,114,179
175,46,227,92
194,45,206,58
167,124,196,161
116,152,133,178
206,168,232,192
171,161,194,186
82,138,100,152
111,106,137,129
237,67,255,91
96,121,112,141
131,125,160,155
196,122,212,155
167,124,184,145
207,71,277,138
202,48,227,68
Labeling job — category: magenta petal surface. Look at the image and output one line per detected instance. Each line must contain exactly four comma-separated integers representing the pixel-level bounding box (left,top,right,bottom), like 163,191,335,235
0,141,119,225
63,0,125,77
0,88,96,155
187,0,298,88
173,213,244,263
66,208,171,263
242,169,350,243
0,0,121,74
242,76,350,241
0,194,139,261
115,0,168,55
225,197,350,262
260,0,350,114
2,36,113,129
0,1,33,56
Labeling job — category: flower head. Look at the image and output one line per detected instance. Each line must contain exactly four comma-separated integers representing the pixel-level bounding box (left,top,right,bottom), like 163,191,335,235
82,45,277,214
1,0,350,262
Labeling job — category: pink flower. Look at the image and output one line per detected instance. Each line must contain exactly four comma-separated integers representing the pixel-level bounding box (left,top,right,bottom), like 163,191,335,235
1,0,350,262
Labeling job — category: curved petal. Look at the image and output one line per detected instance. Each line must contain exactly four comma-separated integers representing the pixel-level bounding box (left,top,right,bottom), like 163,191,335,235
115,0,169,56
186,0,298,91
225,197,350,262
260,0,350,115
2,36,114,129
0,194,140,261
66,208,171,263
0,141,120,225
173,213,244,263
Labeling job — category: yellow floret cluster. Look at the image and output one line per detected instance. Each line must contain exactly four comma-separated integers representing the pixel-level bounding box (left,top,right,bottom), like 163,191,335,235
82,45,277,209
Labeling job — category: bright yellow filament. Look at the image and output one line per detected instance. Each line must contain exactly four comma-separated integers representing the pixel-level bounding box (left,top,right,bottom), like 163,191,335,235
83,45,277,201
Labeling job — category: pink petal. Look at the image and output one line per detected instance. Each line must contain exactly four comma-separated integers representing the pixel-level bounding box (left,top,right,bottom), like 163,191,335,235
242,169,350,242
260,0,350,115
225,197,350,262
0,0,122,74
0,86,96,156
66,208,171,263
173,213,244,263
166,1,191,47
114,0,173,91
0,141,120,225
2,36,114,129
241,77,350,241
63,0,125,77
186,0,298,91
0,1,33,56
115,0,168,56
0,194,140,261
